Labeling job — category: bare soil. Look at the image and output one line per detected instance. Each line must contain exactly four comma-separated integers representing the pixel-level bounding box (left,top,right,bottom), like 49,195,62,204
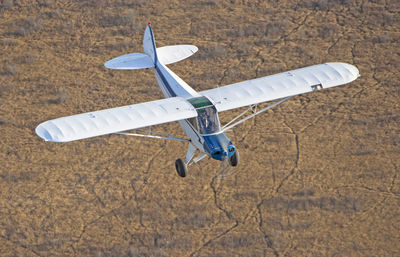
0,0,399,256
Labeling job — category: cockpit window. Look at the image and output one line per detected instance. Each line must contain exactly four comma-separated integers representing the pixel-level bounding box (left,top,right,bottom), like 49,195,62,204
197,106,220,134
187,96,221,134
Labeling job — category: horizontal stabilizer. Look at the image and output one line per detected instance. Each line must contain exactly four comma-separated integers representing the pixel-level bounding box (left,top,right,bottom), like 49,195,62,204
157,45,198,65
104,53,154,70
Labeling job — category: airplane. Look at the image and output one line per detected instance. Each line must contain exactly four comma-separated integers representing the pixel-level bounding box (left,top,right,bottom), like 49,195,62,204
35,22,360,177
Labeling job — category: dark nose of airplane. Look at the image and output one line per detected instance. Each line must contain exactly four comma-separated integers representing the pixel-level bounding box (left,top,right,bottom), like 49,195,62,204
212,148,234,160
211,150,224,160
203,133,235,161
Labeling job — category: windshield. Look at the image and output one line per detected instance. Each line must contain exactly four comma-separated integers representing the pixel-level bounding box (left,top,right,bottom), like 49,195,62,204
197,106,220,134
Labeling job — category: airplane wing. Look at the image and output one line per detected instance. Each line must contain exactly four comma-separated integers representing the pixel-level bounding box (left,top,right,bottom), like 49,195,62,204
36,97,198,142
200,62,360,112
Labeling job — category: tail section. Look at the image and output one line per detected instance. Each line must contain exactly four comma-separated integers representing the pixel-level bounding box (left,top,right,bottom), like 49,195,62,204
105,23,198,70
143,22,158,63
143,22,198,65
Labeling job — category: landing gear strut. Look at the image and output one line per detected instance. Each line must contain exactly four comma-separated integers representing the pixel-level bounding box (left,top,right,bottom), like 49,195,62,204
175,158,188,177
228,149,239,167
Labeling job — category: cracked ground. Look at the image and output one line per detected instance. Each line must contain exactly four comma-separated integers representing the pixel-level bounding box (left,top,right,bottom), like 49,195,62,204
0,0,399,256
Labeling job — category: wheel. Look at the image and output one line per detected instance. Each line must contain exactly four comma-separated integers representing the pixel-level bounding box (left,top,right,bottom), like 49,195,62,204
229,149,239,167
175,158,188,177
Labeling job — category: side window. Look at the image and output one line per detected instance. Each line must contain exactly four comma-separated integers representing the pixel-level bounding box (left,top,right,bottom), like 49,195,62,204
188,117,198,130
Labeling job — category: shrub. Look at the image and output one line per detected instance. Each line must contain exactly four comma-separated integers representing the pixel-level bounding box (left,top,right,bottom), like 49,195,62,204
197,45,227,60
11,16,43,36
1,64,17,75
47,88,67,104
1,0,14,10
97,9,136,28
318,24,338,39
37,0,54,7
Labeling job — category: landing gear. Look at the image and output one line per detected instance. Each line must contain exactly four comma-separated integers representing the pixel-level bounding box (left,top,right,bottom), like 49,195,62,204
175,158,188,177
229,149,239,167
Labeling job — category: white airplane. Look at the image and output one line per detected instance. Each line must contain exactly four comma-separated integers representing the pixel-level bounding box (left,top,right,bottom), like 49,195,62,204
36,23,360,177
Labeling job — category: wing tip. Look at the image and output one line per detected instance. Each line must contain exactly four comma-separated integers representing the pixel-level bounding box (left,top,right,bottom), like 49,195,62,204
327,62,360,82
35,123,52,142
35,122,65,143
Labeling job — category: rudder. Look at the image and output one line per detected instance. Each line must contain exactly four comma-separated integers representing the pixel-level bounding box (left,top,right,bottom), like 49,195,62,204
143,22,157,63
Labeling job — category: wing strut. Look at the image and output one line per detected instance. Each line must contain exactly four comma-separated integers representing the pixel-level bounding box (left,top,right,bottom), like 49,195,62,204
116,128,189,142
222,96,292,132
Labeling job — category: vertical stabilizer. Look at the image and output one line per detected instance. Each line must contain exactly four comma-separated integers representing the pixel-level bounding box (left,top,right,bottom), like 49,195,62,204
143,22,157,63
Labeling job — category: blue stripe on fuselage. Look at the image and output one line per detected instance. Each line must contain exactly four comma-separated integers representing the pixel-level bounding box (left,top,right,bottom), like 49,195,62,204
148,25,177,97
155,66,177,97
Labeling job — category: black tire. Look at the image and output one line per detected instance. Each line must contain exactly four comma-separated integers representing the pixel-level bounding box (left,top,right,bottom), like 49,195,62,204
175,158,188,177
229,149,239,167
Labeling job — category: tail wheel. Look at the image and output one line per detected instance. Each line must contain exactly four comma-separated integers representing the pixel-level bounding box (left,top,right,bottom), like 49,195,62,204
229,149,239,167
175,158,188,177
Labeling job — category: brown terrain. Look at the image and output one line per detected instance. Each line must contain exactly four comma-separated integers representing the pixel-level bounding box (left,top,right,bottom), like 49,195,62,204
1,0,399,256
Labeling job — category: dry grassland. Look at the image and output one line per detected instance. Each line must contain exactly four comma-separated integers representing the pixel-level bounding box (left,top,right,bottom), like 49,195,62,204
0,0,399,256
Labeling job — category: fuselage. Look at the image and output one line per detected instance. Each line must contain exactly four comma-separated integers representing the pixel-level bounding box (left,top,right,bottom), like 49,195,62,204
153,61,236,161
145,24,235,161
